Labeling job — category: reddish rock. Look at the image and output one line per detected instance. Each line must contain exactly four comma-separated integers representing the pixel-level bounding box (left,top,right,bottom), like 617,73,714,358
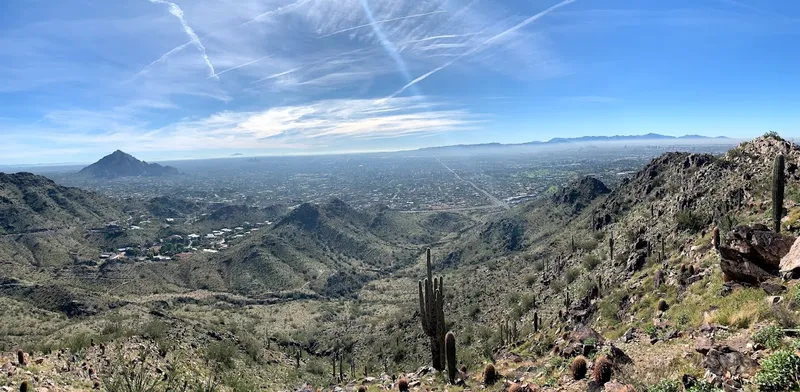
718,225,795,284
604,380,635,392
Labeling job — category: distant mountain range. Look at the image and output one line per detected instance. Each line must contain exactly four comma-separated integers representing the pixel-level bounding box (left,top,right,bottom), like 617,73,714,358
78,150,178,179
416,133,736,152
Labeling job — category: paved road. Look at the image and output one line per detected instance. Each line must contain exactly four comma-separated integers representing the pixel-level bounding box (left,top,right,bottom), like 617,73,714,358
436,158,510,210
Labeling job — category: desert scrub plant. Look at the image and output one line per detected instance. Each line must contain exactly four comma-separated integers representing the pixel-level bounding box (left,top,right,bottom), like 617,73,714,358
646,379,681,392
566,267,580,283
676,211,707,233
206,340,238,369
582,254,600,271
753,350,800,391
788,284,800,309
103,352,161,392
686,380,723,392
753,324,784,350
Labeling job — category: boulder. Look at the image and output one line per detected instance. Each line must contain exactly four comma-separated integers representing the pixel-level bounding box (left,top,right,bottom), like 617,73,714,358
695,336,714,355
570,326,605,345
603,380,635,392
626,250,647,273
718,225,795,284
702,346,757,378
780,236,800,279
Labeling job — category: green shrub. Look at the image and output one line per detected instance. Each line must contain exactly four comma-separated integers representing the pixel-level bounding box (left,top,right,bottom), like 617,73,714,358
753,325,784,350
753,350,800,391
566,267,580,283
763,131,784,141
206,340,238,369
581,254,600,271
676,211,706,233
646,379,681,392
792,285,800,308
686,380,723,392
143,320,169,339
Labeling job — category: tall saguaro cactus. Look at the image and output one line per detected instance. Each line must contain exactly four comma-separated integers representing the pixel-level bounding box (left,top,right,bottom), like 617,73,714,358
609,232,615,262
418,248,446,370
773,154,785,233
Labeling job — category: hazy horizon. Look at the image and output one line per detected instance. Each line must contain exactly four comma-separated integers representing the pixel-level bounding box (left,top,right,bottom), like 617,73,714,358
0,132,746,168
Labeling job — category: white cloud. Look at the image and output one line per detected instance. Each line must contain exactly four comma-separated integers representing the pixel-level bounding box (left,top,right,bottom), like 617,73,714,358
2,97,480,159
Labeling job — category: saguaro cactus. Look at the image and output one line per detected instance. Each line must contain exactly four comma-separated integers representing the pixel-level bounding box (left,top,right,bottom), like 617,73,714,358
609,232,615,262
418,248,446,370
445,331,457,384
773,154,785,233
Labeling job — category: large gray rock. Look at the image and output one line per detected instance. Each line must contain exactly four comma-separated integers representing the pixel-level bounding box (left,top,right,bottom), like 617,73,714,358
780,236,800,279
718,225,795,284
702,345,757,378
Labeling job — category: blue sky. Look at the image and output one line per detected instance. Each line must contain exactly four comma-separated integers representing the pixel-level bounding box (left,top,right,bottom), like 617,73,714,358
1,0,800,164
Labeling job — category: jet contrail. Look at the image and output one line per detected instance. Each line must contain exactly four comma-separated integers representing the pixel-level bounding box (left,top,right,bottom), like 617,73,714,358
207,55,271,79
133,0,304,81
357,0,420,97
318,10,446,38
131,41,192,80
150,0,218,79
400,33,482,45
240,0,311,27
380,0,577,101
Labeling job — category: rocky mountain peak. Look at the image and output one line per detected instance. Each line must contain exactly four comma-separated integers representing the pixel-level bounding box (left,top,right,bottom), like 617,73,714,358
79,150,178,179
552,175,610,212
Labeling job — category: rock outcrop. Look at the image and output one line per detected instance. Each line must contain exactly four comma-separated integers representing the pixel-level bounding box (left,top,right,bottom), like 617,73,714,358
779,236,800,279
717,225,795,284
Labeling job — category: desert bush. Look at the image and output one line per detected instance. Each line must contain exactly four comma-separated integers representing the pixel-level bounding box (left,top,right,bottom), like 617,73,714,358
206,340,238,369
142,320,169,340
103,353,160,392
646,379,681,392
676,211,706,233
764,131,784,141
792,285,800,308
753,350,800,391
566,267,580,283
753,325,784,350
581,254,600,271
686,380,723,392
